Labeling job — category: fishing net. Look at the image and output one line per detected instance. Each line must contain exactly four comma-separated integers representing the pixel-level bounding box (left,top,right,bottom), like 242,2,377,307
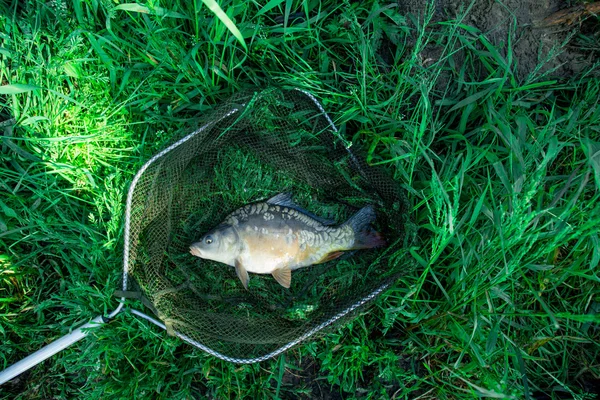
123,87,412,362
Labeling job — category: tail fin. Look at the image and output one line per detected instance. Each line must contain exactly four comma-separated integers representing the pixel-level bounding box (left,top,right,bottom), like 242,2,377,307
343,205,386,249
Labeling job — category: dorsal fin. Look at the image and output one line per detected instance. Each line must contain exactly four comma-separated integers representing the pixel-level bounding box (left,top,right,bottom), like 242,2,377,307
266,193,300,208
266,193,336,225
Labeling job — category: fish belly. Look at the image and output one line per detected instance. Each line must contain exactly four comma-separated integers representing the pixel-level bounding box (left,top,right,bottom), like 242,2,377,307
235,212,353,274
237,227,303,274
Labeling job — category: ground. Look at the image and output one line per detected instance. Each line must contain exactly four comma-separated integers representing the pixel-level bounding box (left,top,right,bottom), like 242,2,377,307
1,0,599,398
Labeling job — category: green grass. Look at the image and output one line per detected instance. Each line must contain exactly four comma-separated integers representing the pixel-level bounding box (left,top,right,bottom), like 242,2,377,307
1,0,600,398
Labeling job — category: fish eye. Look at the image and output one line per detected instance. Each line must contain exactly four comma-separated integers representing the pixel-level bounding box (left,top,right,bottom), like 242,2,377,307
205,235,213,244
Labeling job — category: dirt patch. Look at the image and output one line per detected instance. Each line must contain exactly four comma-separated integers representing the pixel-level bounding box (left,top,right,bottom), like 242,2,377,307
279,356,344,400
398,0,598,81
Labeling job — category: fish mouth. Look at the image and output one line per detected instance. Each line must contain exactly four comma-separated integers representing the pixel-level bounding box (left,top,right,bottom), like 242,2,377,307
189,245,203,258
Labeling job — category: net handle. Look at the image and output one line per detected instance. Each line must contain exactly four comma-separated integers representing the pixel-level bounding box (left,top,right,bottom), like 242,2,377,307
0,316,106,385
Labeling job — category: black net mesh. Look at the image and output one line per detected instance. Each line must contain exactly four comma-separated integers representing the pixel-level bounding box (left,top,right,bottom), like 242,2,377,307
125,87,412,361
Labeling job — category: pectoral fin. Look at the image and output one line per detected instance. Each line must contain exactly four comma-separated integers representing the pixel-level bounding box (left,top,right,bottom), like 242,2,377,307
235,259,249,290
272,268,292,288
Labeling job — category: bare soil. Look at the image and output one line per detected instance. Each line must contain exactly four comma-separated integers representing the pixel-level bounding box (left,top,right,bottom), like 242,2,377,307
398,0,598,80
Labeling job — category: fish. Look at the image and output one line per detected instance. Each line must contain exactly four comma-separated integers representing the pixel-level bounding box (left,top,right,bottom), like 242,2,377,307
189,193,385,289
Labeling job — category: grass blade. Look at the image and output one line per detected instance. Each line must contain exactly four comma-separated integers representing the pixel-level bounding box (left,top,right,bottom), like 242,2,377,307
0,84,39,94
114,3,190,19
255,0,285,17
200,0,247,50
